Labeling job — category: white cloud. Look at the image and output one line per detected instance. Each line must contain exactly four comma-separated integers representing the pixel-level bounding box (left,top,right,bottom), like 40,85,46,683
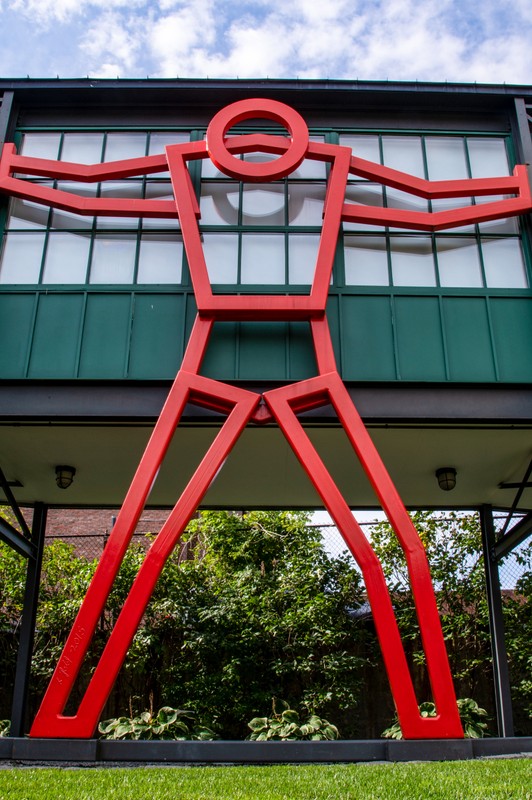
79,10,143,74
8,0,145,25
1,0,530,84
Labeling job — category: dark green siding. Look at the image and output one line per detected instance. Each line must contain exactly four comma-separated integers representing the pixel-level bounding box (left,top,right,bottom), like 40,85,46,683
1,289,532,384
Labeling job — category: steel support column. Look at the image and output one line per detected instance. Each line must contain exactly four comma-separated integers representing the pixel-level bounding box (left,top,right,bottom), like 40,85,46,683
10,502,47,737
479,504,514,738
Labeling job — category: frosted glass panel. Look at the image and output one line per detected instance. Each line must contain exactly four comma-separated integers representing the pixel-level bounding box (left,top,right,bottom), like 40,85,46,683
344,235,389,285
467,139,509,177
203,234,238,283
386,187,428,213
390,236,436,286
241,234,285,284
7,197,50,229
288,183,326,225
200,182,240,225
61,133,104,164
288,234,320,284
386,187,428,233
143,182,180,229
96,181,142,229
436,237,482,287
481,238,527,288
242,183,285,225
382,136,424,178
343,183,384,231
137,234,183,283
431,196,474,233
51,181,97,230
340,135,381,178
42,232,91,283
148,133,189,155
20,133,61,159
90,235,136,283
104,133,147,161
148,133,189,177
292,137,326,179
0,233,45,283
426,138,468,180
475,195,518,234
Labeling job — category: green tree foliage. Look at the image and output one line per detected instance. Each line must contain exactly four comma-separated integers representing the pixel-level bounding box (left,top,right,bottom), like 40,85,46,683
1,509,530,737
371,511,532,734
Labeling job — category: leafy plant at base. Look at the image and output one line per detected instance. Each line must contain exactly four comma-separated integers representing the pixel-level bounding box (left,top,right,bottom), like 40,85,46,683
0,720,10,737
98,705,216,741
381,698,489,739
248,699,339,741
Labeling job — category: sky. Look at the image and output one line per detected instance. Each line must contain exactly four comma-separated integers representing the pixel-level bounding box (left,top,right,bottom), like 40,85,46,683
0,0,530,84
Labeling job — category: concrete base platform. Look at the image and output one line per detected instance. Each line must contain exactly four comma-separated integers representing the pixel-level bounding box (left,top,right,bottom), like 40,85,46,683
0,737,531,764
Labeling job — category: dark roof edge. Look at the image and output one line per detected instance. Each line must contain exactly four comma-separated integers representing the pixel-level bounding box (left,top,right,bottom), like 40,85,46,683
0,77,531,98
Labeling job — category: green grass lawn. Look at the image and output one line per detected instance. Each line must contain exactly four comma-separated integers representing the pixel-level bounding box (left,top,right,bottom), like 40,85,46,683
0,761,531,800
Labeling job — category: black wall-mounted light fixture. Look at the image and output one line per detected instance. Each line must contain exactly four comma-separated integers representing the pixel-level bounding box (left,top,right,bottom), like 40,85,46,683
55,465,76,490
435,467,457,491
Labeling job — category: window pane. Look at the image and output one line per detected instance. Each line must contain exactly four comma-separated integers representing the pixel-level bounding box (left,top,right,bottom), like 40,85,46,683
386,187,428,233
203,234,238,283
90,234,136,283
6,197,50,229
42,232,91,283
344,235,389,285
293,137,326,179
51,181,97,230
474,195,518,234
241,233,285,284
436,237,483,287
288,182,326,225
425,138,468,180
343,183,384,231
200,182,240,225
104,133,147,162
340,135,381,179
390,236,436,286
20,133,61,159
137,234,183,283
61,133,104,164
148,132,189,178
0,232,45,283
143,182,180,229
96,181,142,229
467,139,509,178
481,238,527,288
431,196,475,233
382,136,424,178
148,132,189,155
288,234,320,284
242,183,285,225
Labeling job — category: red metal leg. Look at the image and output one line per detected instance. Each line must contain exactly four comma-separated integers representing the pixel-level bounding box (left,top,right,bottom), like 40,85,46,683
30,371,259,738
263,373,463,739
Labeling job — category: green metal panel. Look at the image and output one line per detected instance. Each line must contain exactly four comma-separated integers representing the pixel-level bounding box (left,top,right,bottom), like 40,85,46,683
339,295,396,380
490,297,532,381
78,294,131,378
200,320,238,380
27,293,84,378
128,294,184,379
0,294,35,378
288,322,317,381
394,296,446,381
238,322,289,380
442,297,496,382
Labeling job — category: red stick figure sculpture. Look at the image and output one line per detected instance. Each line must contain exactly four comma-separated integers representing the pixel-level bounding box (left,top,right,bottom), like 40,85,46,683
1,99,530,740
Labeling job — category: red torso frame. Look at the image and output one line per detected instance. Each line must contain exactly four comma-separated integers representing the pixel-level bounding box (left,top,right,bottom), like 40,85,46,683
1,98,530,740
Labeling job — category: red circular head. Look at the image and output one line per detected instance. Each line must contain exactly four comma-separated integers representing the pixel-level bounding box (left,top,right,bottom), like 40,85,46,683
206,98,309,181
